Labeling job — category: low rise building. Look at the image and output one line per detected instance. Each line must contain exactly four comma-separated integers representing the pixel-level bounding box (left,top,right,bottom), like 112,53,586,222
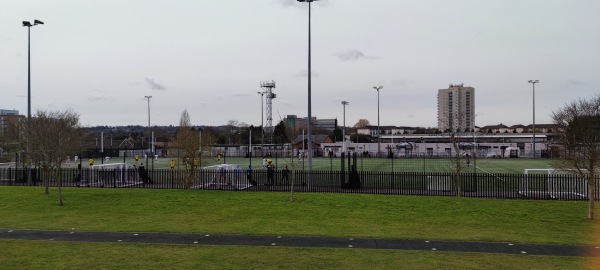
0,109,24,133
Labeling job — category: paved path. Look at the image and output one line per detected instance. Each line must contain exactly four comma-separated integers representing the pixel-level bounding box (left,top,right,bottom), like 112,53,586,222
1,228,598,257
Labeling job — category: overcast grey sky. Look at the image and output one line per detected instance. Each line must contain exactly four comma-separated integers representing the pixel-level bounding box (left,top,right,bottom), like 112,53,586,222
2,0,599,128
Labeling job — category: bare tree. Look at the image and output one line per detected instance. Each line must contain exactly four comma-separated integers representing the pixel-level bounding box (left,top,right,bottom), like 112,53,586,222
439,110,469,197
282,125,303,202
352,119,370,129
24,110,83,205
225,119,247,144
552,95,600,220
172,110,212,188
448,133,468,197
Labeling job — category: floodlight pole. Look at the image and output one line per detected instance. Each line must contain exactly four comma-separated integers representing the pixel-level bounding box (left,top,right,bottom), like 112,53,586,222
473,112,480,173
257,91,265,156
373,86,383,157
298,0,317,188
249,129,252,166
145,95,152,169
26,26,31,120
341,101,349,153
528,80,538,159
23,19,43,185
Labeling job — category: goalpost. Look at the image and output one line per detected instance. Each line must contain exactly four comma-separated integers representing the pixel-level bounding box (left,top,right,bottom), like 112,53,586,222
0,162,17,181
193,164,251,190
82,163,143,187
520,169,588,199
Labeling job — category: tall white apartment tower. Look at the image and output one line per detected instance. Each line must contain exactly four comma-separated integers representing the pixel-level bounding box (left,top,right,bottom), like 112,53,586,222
437,84,475,132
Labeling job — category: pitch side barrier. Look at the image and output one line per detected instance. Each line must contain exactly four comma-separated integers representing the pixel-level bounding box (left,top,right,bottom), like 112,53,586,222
1,167,600,200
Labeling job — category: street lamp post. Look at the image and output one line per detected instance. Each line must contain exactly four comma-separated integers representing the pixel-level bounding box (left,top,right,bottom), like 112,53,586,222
473,112,479,174
341,101,349,153
528,80,539,158
298,0,318,187
144,95,152,169
257,91,265,156
23,20,43,122
22,19,43,185
373,86,383,157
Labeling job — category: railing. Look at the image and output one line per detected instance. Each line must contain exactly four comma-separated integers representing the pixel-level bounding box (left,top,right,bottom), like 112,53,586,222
0,168,596,201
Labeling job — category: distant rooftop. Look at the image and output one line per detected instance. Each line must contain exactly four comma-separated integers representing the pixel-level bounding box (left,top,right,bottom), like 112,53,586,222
0,109,19,115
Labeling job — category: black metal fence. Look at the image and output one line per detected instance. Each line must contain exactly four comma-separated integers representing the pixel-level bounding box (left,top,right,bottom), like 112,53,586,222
0,167,596,201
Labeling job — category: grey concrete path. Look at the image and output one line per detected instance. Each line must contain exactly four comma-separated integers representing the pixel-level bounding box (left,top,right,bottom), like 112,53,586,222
1,228,599,257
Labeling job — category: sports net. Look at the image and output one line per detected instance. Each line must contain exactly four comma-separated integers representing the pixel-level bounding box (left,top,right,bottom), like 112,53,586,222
0,162,16,181
520,169,587,199
81,163,143,187
193,164,251,190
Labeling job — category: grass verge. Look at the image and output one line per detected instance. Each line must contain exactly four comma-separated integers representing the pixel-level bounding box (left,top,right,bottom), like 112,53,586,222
0,186,595,245
0,239,589,270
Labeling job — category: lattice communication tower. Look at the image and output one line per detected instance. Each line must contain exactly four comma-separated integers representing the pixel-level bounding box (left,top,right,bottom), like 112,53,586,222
260,81,276,142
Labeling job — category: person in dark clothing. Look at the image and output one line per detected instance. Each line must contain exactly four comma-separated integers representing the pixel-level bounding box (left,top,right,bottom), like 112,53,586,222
246,165,255,185
266,160,275,185
281,165,290,184
138,165,152,184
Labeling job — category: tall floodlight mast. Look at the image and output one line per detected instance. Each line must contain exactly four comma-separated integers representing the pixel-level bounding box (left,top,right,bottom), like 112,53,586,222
260,81,276,143
528,80,539,158
297,0,319,189
23,19,43,185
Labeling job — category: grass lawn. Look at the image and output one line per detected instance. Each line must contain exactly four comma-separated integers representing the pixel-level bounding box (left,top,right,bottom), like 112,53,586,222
0,239,591,270
2,186,598,269
0,187,595,245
